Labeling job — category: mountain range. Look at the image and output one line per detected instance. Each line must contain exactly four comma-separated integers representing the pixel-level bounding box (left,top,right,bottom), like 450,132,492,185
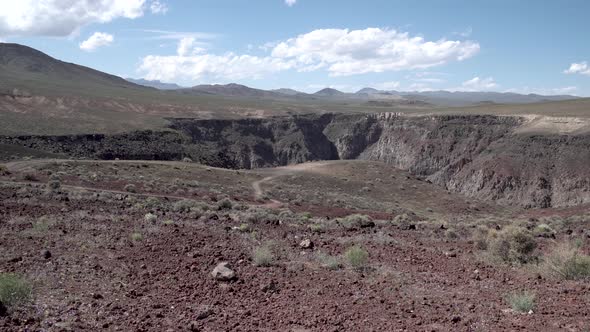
0,42,580,106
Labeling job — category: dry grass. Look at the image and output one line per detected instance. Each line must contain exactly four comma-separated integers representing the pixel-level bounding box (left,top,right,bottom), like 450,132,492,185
541,241,590,280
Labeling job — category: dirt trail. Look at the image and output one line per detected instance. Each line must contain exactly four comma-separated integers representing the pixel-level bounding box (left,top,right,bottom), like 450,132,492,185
250,161,333,207
2,158,337,209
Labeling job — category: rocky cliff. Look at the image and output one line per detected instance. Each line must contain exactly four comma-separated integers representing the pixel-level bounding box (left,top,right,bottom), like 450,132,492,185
2,113,590,208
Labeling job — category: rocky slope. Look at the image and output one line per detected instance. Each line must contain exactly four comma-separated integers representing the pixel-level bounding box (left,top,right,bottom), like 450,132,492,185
2,113,590,208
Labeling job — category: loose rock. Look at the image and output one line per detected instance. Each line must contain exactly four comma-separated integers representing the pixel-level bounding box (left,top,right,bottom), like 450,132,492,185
211,262,236,281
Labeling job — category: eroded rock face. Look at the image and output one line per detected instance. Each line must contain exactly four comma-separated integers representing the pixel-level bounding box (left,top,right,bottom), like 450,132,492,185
3,113,590,208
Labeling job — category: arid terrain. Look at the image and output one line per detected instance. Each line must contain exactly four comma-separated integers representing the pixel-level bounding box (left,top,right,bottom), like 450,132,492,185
1,158,590,331
2,42,590,332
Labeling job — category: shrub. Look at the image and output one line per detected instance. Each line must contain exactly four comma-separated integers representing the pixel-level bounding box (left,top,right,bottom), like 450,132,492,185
487,226,537,264
163,219,174,225
0,273,32,308
542,242,590,280
23,173,38,181
340,214,373,230
344,245,369,270
309,223,325,233
217,198,233,211
124,184,137,193
0,164,9,175
173,199,199,213
506,291,535,313
144,213,157,223
533,224,555,238
47,180,61,192
316,252,341,270
252,246,275,267
130,232,143,242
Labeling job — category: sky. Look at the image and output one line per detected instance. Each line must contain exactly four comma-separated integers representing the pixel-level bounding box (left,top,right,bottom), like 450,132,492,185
0,0,589,95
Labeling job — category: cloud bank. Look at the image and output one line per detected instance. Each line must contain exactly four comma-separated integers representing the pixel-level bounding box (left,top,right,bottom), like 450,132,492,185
138,27,479,82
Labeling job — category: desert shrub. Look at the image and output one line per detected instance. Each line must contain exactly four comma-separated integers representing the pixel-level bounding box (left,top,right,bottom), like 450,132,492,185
315,252,341,270
533,224,555,238
23,173,38,181
309,223,325,233
124,184,137,193
47,180,61,192
144,213,157,223
130,232,143,242
392,213,416,224
0,273,32,308
163,219,174,225
182,157,192,163
252,246,275,267
487,226,537,264
344,245,369,270
0,164,10,175
173,199,199,213
473,226,490,250
246,210,279,225
340,214,373,230
542,242,590,280
237,223,250,232
506,291,535,313
217,198,233,211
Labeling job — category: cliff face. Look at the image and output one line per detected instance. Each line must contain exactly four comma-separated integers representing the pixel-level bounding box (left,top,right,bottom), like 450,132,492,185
3,113,590,208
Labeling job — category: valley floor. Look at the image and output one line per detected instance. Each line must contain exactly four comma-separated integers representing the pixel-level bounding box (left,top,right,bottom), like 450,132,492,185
1,159,589,331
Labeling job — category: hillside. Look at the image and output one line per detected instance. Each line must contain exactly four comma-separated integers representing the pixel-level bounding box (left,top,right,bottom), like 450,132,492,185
0,43,152,97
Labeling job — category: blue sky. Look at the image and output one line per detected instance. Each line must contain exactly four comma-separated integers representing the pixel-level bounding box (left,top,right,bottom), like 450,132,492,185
1,0,589,95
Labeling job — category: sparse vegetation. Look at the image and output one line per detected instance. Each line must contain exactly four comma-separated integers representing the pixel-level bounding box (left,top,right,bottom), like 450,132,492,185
344,245,369,270
506,291,535,313
47,179,61,192
316,252,341,270
23,173,38,181
124,184,137,193
340,214,373,230
252,245,275,267
130,232,143,241
0,273,32,309
217,198,233,210
542,241,590,280
484,226,537,265
144,213,157,223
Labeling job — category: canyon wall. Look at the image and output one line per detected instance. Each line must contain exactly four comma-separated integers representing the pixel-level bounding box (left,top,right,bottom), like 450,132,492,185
2,113,590,208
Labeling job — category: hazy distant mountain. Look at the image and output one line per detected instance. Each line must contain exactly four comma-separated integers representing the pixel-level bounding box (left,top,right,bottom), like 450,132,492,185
403,91,578,106
272,88,304,96
126,78,183,90
314,88,346,97
182,83,287,98
356,87,385,95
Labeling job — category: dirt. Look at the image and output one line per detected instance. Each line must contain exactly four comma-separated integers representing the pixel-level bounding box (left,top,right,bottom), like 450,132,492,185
1,159,590,331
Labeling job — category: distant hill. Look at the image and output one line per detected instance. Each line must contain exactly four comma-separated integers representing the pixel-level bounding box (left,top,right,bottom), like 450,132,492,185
126,78,183,90
314,88,346,97
181,83,287,99
405,91,579,106
272,88,304,96
0,42,151,97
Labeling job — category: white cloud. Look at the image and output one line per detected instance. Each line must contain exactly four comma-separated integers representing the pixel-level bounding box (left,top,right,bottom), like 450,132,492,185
176,37,206,56
0,0,160,37
271,28,480,76
460,76,498,91
150,0,168,14
138,27,480,83
79,32,114,51
139,52,294,82
285,0,297,7
563,62,590,76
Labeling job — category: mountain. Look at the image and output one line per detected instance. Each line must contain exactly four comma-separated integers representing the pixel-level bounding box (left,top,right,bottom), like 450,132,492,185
403,91,578,107
181,83,286,98
272,88,304,96
314,88,346,97
126,78,183,90
356,87,384,95
0,42,150,97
